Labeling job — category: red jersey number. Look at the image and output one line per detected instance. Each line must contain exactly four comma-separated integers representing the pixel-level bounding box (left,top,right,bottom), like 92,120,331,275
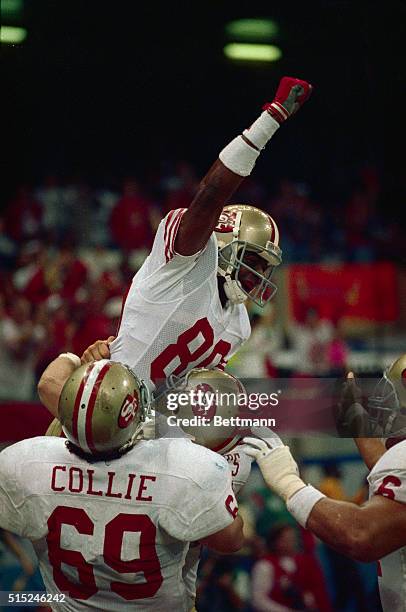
150,317,231,384
47,506,163,600
376,475,402,500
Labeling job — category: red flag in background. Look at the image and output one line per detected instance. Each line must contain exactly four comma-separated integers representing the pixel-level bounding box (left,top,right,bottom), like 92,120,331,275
288,262,399,324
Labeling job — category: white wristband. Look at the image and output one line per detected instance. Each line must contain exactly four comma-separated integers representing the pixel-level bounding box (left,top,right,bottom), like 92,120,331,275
219,135,260,177
287,485,326,528
59,352,81,368
243,111,280,150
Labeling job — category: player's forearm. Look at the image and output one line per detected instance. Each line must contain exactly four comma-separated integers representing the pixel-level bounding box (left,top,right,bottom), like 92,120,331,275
37,353,80,417
306,498,376,562
175,160,244,255
354,438,386,470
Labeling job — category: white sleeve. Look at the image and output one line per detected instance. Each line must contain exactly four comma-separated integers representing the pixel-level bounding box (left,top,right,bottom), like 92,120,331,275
224,448,254,495
160,454,238,542
148,208,205,268
0,446,25,536
368,443,406,503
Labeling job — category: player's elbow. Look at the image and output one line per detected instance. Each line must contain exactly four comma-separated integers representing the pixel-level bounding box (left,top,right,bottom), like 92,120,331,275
202,516,245,554
37,375,60,417
344,524,378,563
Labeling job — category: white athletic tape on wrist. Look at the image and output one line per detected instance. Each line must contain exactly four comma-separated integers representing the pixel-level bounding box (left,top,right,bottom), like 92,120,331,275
219,135,260,177
287,485,326,528
59,352,81,368
243,111,280,150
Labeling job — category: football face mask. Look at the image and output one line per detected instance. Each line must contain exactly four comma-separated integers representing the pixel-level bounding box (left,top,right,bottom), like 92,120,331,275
367,354,406,437
215,204,282,307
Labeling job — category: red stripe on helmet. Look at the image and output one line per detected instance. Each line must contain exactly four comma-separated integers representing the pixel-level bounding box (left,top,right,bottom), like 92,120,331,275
85,362,112,453
72,363,95,443
212,435,239,454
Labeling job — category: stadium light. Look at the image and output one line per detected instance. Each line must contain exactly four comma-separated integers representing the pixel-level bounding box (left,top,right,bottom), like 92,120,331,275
225,18,279,41
1,25,27,44
224,43,282,63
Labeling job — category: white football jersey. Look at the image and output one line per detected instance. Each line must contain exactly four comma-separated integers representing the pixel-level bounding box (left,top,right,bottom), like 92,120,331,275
368,439,406,611
0,436,238,612
182,444,253,605
110,208,251,389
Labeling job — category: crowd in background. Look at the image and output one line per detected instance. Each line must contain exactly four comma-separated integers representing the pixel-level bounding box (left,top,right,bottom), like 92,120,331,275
0,160,402,401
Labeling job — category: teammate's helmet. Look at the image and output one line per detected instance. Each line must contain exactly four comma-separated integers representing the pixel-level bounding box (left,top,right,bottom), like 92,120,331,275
59,359,151,455
155,368,247,454
215,204,282,307
368,354,406,436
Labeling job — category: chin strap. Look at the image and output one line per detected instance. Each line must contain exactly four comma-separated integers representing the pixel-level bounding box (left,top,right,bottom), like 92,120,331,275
223,275,246,304
217,211,245,305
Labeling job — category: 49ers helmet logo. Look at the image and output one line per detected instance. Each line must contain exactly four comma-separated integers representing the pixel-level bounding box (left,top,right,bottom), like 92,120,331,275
191,383,217,420
215,211,237,233
118,392,139,429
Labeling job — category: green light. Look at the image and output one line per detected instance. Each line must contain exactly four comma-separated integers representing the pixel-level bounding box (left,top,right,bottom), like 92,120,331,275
225,19,279,41
0,25,27,44
224,43,282,63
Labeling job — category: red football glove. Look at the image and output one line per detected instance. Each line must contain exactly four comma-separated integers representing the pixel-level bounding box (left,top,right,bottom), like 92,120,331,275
263,76,313,124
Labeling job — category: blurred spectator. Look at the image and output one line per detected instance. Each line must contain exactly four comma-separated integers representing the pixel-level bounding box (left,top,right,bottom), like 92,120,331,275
0,297,45,400
325,326,349,376
4,185,42,243
197,554,245,612
251,523,331,611
227,304,284,378
23,243,88,306
109,178,155,252
0,216,17,270
288,308,334,375
318,462,346,501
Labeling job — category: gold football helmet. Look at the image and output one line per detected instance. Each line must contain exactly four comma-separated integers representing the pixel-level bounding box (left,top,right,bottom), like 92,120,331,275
215,204,282,307
368,354,406,437
59,359,151,455
155,368,247,454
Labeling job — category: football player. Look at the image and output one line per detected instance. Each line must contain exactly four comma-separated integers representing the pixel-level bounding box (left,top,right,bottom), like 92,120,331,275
153,366,256,610
1,354,244,611
242,355,406,612
102,76,312,390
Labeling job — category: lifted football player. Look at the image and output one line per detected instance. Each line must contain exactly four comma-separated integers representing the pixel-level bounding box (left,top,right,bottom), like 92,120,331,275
101,76,313,390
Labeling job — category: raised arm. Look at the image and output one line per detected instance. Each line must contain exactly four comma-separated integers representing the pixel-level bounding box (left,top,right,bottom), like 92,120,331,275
175,77,312,255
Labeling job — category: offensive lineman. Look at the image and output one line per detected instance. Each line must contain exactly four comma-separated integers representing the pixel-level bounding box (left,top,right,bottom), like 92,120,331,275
0,354,244,611
242,356,406,612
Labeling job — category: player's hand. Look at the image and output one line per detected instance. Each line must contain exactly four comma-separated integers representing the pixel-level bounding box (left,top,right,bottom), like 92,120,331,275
247,425,284,449
337,371,363,419
241,431,304,502
263,76,313,124
81,336,115,364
